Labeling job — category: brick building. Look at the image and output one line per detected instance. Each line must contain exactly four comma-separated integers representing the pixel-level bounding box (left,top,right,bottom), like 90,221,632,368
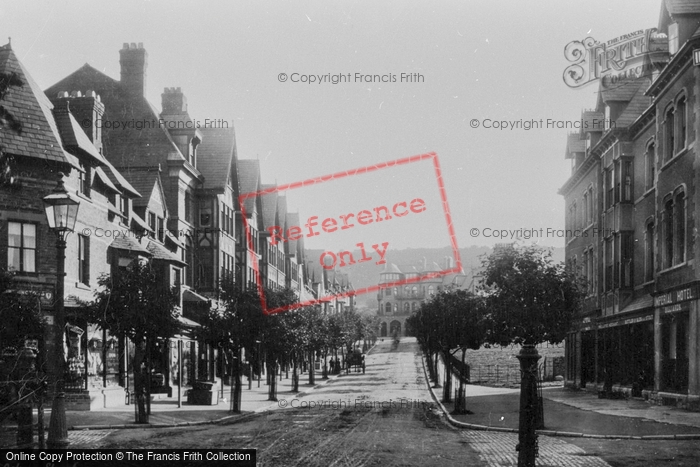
561,0,700,409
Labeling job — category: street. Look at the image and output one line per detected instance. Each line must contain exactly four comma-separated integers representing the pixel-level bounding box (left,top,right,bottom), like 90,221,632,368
65,338,627,467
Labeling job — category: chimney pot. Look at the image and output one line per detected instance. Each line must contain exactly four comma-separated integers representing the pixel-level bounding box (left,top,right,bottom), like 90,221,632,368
57,91,69,98
130,42,137,49
122,43,129,49
138,42,143,48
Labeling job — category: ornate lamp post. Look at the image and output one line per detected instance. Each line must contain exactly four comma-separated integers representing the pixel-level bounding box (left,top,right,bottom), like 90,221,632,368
43,177,80,449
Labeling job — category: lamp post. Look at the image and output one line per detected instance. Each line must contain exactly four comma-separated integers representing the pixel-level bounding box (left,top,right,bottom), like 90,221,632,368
43,177,80,449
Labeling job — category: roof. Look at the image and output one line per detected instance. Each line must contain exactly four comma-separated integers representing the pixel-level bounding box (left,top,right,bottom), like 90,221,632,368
663,0,700,16
565,133,586,159
120,169,162,208
109,235,150,254
237,159,261,214
0,44,76,167
51,99,109,166
197,127,236,191
146,240,186,265
600,77,644,103
93,166,120,193
286,212,300,254
259,184,278,229
44,62,191,172
101,158,140,197
615,79,653,128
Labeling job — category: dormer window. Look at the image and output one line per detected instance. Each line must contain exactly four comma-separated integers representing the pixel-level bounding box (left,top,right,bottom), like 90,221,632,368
79,163,91,197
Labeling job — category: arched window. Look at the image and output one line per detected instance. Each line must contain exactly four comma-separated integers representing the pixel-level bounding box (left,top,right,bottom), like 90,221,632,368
412,302,418,311
428,285,434,296
665,106,675,162
393,303,398,313
404,303,410,313
385,302,392,314
645,141,655,190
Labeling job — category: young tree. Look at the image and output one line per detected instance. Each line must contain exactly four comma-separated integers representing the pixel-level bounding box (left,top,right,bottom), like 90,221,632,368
480,244,583,467
85,261,180,423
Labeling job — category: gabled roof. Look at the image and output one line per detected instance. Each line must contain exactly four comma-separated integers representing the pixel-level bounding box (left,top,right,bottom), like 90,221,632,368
237,159,261,214
0,44,77,167
93,166,120,193
196,127,236,191
121,169,164,209
286,212,300,254
259,184,278,229
102,158,140,197
44,62,191,172
615,79,653,128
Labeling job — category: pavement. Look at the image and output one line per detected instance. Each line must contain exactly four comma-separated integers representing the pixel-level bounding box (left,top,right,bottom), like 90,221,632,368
431,351,700,439
3,338,700,456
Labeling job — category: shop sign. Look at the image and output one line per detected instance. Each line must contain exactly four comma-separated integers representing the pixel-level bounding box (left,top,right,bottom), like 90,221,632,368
653,284,699,308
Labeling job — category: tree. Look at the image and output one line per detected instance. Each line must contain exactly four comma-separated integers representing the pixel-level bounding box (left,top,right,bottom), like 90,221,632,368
85,261,180,423
479,244,583,467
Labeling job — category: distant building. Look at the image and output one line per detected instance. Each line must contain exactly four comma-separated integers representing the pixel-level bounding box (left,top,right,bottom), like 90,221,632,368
375,257,468,337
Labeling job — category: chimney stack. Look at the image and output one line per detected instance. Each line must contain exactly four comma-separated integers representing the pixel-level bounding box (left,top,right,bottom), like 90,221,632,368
119,42,147,97
161,87,187,114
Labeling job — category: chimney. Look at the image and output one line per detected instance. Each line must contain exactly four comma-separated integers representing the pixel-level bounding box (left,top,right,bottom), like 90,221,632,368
161,87,187,114
119,42,147,97
51,90,105,154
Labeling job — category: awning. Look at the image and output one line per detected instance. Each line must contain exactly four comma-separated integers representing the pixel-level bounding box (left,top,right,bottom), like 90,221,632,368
146,240,186,266
183,288,210,303
620,294,654,314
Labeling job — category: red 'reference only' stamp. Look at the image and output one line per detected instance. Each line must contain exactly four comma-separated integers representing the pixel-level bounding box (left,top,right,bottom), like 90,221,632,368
238,152,461,315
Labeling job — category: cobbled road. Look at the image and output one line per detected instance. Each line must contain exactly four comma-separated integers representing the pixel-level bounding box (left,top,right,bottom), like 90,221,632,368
75,338,611,467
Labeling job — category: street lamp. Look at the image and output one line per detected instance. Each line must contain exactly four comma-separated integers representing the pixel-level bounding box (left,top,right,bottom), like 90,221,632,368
43,176,80,449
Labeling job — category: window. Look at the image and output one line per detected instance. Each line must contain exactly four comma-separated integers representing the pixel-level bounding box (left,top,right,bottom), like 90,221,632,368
664,198,674,269
645,220,655,282
583,192,588,227
674,191,686,265
605,238,613,291
79,163,90,197
588,248,595,294
677,97,686,151
621,233,633,288
385,302,391,314
665,107,675,162
8,222,36,272
385,287,391,296
404,303,410,313
148,212,156,238
622,160,633,202
393,303,398,313
645,142,655,190
78,234,89,285
605,167,614,209
157,217,164,242
118,194,128,219
184,191,193,224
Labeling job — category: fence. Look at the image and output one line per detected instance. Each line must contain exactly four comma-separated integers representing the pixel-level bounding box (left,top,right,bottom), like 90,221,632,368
468,356,565,387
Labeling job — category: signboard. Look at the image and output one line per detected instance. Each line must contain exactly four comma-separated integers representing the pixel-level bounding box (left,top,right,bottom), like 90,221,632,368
653,284,699,308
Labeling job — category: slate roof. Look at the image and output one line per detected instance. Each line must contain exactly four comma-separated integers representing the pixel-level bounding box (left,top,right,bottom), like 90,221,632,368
146,239,185,265
0,44,76,167
615,79,653,128
237,159,261,214
197,127,236,191
259,184,278,229
565,133,586,159
44,63,190,172
286,212,300,254
51,99,109,166
102,158,140,197
600,77,644,103
120,169,161,208
109,235,149,254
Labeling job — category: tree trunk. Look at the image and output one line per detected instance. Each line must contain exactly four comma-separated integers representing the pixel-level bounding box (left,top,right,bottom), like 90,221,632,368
132,341,148,424
308,350,315,385
442,349,452,403
268,360,277,401
292,358,299,392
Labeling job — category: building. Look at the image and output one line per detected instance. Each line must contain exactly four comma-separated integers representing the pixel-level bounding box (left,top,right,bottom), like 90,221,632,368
376,258,467,337
560,0,700,409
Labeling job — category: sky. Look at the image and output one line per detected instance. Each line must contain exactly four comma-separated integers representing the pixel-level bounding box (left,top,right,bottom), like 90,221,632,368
2,0,663,254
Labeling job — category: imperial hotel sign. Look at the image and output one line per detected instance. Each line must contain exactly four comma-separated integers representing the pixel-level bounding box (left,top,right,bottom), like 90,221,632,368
654,285,698,314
